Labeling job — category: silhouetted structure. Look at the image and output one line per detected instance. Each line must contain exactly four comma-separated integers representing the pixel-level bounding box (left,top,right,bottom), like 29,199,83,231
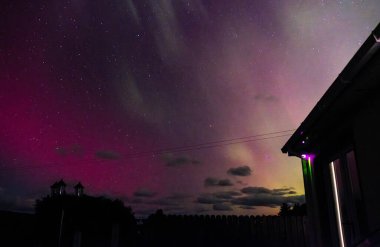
51,179,66,196
36,180,137,247
74,182,84,197
282,23,380,247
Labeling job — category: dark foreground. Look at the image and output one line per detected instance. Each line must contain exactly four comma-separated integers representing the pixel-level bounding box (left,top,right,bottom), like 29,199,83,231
0,210,307,247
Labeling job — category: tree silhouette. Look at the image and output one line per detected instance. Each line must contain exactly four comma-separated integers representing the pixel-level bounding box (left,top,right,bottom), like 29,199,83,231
278,203,306,216
278,203,291,216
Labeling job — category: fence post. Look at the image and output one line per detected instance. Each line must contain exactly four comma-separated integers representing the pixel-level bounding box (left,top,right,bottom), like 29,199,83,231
72,230,81,247
111,223,119,247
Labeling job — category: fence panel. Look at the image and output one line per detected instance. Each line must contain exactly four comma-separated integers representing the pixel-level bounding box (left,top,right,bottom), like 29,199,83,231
141,215,307,247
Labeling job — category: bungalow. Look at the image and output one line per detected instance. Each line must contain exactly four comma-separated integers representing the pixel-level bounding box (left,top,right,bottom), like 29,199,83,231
282,23,380,247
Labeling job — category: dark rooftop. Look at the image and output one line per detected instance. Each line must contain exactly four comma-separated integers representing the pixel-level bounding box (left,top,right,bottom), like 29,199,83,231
282,23,380,158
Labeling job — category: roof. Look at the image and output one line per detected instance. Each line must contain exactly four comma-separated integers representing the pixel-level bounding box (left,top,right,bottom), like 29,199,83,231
50,182,58,188
282,23,380,158
74,182,84,189
57,179,66,187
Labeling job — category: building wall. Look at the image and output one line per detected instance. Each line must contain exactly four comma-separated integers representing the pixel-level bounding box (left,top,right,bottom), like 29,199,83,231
302,89,380,246
353,92,380,234
301,156,339,247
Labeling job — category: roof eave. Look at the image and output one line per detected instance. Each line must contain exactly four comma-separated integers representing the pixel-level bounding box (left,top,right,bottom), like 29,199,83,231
282,23,380,157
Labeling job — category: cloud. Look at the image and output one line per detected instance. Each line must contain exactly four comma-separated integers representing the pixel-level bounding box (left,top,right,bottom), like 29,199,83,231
0,195,34,213
213,191,242,199
149,0,185,62
227,166,252,176
146,193,192,206
133,188,157,198
200,186,303,208
218,179,234,186
163,155,200,167
71,144,83,155
194,206,210,214
195,186,304,210
241,186,272,194
126,197,145,204
125,0,140,24
213,203,233,211
236,181,248,186
239,206,256,210
147,198,178,206
284,195,305,204
231,194,305,208
161,206,187,214
95,150,121,160
165,193,192,201
196,194,228,204
204,177,234,187
254,94,278,102
55,144,83,156
231,194,282,207
204,177,218,186
125,193,193,213
241,186,297,196
271,187,296,195
271,190,296,196
55,147,67,156
272,186,295,192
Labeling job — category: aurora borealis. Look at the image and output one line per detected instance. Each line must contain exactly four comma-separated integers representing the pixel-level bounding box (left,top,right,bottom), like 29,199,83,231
1,0,379,216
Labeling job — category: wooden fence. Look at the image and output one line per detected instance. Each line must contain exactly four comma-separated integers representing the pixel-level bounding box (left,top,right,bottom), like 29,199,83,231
141,215,308,247
0,210,308,247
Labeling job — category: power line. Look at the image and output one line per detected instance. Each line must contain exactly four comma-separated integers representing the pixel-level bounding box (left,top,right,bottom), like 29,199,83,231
121,129,295,157
123,129,295,158
0,129,295,172
126,133,292,159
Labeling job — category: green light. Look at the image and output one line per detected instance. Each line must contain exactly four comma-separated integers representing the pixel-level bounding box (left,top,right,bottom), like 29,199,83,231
308,157,313,181
302,159,308,175
301,157,313,182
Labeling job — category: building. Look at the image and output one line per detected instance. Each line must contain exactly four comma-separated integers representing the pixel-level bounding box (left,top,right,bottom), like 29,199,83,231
282,23,380,247
74,182,84,197
38,181,136,247
51,179,67,196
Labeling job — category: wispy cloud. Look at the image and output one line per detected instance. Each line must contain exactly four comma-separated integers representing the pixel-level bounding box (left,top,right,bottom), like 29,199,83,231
0,194,35,213
55,144,83,156
163,154,200,167
195,193,228,205
133,188,157,198
231,194,305,208
95,150,121,160
204,177,234,187
213,191,242,199
253,94,278,102
213,203,233,211
241,186,272,194
227,165,252,176
195,186,304,209
241,186,296,196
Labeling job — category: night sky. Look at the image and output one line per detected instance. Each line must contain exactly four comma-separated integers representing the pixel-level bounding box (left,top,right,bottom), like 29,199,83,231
1,0,379,217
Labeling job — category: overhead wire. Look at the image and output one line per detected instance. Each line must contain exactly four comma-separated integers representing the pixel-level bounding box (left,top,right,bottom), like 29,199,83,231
123,130,295,159
0,129,295,172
